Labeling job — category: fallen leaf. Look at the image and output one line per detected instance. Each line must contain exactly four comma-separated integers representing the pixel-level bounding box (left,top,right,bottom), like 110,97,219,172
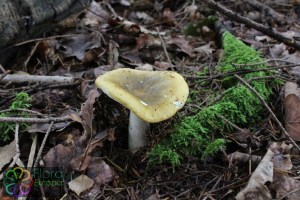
135,63,154,71
284,82,300,141
273,174,300,200
194,43,214,58
154,61,174,70
227,152,261,165
168,37,195,57
68,174,94,197
161,8,175,26
80,89,100,143
86,157,114,185
82,1,108,26
236,142,294,199
43,144,74,168
236,147,273,199
58,32,102,60
0,140,16,171
69,155,92,172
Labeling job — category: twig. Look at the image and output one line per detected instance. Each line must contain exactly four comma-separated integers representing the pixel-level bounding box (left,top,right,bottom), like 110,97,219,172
27,134,38,168
245,0,286,24
106,2,118,18
0,64,6,73
9,124,20,168
184,63,298,81
202,0,300,50
33,121,54,168
0,108,42,115
234,74,300,151
0,71,10,81
232,59,300,66
156,27,174,71
0,115,72,123
277,188,300,200
0,74,75,84
13,34,78,47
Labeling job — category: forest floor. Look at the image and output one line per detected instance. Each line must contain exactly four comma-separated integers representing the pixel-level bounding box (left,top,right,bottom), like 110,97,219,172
1,0,300,199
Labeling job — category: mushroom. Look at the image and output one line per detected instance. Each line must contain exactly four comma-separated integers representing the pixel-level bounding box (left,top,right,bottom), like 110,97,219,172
95,68,189,152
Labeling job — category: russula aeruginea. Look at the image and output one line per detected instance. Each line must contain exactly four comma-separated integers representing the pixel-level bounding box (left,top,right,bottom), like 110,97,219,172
95,68,189,152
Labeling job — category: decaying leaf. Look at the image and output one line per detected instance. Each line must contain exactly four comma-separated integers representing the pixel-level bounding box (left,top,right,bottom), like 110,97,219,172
236,145,274,199
273,174,300,200
168,37,195,57
284,82,300,141
80,89,100,142
58,32,102,60
0,139,15,171
82,1,108,26
86,157,114,185
227,152,261,165
236,142,296,200
68,174,94,197
43,144,74,168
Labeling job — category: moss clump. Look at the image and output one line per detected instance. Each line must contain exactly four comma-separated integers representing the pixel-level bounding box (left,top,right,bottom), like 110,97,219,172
148,32,279,167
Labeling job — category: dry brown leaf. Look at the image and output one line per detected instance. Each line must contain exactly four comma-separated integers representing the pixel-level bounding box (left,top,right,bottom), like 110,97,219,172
235,147,273,199
68,174,94,197
108,40,119,68
168,37,195,57
0,140,16,171
82,1,108,26
227,152,261,165
154,61,174,70
194,43,214,58
161,8,175,26
80,89,100,142
58,32,102,60
43,144,74,168
284,82,300,141
273,173,300,200
236,142,295,199
86,157,114,185
69,155,92,172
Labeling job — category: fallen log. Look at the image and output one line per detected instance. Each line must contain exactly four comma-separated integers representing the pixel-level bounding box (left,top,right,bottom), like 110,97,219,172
0,0,90,65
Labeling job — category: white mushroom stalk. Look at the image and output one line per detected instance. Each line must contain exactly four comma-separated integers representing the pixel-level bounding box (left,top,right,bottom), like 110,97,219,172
128,112,150,152
95,68,189,153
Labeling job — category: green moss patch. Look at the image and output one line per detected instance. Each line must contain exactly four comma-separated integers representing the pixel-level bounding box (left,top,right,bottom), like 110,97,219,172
148,32,280,167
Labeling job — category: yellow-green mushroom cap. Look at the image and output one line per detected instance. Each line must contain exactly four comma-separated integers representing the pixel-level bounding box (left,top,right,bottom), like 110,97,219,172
95,68,189,123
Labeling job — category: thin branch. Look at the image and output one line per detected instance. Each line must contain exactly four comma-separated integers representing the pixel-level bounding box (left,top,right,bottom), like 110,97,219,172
0,74,75,84
156,27,174,71
33,121,54,168
0,108,42,115
202,0,300,50
184,63,299,81
0,115,72,123
13,34,78,47
234,74,300,151
9,124,20,168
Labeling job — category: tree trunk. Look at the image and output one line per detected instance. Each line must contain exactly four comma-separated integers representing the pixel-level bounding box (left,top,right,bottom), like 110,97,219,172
0,0,90,65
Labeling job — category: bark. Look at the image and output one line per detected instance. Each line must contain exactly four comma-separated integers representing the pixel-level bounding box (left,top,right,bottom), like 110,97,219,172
0,0,90,66
0,0,90,49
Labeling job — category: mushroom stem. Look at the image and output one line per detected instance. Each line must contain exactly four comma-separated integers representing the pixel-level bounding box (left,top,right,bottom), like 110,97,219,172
128,111,150,153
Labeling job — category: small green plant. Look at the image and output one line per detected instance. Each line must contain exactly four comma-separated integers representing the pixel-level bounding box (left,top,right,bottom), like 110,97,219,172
0,92,31,142
148,32,281,167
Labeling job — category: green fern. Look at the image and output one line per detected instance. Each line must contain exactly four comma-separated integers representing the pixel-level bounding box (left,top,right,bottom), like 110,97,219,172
0,92,31,142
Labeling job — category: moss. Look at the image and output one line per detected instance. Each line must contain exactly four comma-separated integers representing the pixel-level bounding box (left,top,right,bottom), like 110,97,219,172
148,32,280,167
